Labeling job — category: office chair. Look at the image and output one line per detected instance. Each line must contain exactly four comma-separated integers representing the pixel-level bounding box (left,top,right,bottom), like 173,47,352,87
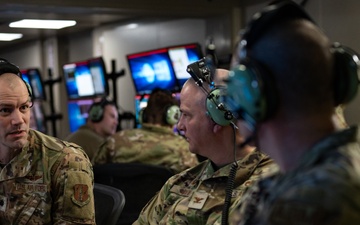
94,183,126,225
93,163,175,225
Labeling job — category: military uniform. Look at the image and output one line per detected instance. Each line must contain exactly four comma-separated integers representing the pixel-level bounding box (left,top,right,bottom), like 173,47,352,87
133,149,274,225
0,129,95,225
65,124,106,160
230,126,360,225
92,123,198,173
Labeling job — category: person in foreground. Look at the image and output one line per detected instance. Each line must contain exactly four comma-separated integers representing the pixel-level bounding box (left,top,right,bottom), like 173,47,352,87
65,97,119,160
133,67,275,225
0,58,95,224
92,88,199,173
225,1,360,224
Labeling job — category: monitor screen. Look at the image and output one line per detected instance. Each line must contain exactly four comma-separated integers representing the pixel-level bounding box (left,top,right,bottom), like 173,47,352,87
63,58,108,100
168,43,203,88
21,69,30,84
21,68,46,100
88,57,109,97
127,48,179,95
134,94,150,127
67,98,95,132
30,101,47,133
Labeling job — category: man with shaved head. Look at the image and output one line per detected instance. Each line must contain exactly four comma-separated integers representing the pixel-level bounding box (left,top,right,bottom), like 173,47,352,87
225,1,360,224
0,58,95,224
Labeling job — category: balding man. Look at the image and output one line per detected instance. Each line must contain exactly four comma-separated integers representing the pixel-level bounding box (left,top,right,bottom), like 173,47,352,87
0,58,95,224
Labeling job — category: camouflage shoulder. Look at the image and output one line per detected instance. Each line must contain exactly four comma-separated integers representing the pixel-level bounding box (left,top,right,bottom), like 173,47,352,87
29,129,89,159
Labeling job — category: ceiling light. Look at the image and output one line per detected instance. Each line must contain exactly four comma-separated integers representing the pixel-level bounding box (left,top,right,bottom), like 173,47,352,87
126,23,138,29
0,33,23,41
9,19,76,29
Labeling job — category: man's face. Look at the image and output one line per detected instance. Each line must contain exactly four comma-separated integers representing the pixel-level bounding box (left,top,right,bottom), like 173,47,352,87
0,74,31,152
177,81,214,157
97,105,119,137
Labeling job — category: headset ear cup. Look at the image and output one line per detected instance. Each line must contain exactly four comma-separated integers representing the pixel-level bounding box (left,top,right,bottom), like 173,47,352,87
89,104,104,123
165,105,180,126
227,59,277,125
206,88,233,126
332,44,360,106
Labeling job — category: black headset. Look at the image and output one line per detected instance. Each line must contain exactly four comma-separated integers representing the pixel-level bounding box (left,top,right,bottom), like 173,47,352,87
88,97,116,123
186,57,234,126
0,58,33,102
225,0,360,127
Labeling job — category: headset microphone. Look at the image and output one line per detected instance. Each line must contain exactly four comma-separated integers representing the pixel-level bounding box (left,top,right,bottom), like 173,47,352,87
186,57,235,126
186,58,210,87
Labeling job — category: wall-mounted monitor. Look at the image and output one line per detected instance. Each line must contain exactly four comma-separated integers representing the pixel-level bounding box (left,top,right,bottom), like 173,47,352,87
88,57,109,97
168,43,203,88
21,68,47,100
127,48,179,95
30,101,47,133
134,94,150,127
63,57,109,100
67,98,95,132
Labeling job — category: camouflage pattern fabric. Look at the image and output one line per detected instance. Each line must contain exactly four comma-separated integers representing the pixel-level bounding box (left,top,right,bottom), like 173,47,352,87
65,124,105,160
133,149,274,225
230,126,360,225
92,123,198,173
0,129,95,225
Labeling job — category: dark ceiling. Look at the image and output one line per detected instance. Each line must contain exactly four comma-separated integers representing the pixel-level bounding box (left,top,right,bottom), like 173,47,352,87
0,0,271,51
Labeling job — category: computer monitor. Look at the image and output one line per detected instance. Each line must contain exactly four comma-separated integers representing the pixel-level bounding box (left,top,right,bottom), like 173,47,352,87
168,43,203,88
67,98,95,132
21,68,47,100
134,94,150,127
30,101,47,133
21,69,30,84
88,57,109,97
63,58,108,100
127,48,179,95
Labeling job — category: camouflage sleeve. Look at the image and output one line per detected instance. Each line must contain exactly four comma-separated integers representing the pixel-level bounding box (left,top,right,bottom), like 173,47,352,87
92,137,115,165
51,143,96,224
133,179,173,224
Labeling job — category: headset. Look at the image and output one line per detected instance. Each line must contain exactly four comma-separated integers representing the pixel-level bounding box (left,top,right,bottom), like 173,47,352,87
0,58,33,103
186,57,234,126
225,0,360,128
139,92,181,126
88,97,116,123
139,106,180,126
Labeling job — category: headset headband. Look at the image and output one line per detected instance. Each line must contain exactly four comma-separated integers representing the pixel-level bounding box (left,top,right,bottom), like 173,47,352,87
239,0,314,60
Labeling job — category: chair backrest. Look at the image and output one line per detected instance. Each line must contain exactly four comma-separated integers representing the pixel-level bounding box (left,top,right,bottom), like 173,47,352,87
94,183,126,225
93,163,175,225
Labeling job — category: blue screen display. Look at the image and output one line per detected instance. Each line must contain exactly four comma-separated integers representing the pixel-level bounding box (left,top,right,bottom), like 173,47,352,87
127,48,179,95
134,94,149,127
67,98,95,132
21,69,46,100
63,58,108,100
21,70,30,84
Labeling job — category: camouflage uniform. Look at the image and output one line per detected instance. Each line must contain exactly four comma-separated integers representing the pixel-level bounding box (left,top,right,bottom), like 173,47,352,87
0,129,95,225
230,126,360,225
65,124,105,160
92,123,198,173
133,149,274,225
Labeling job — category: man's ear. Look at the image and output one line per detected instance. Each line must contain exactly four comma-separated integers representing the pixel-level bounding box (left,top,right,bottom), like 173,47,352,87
213,124,223,133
